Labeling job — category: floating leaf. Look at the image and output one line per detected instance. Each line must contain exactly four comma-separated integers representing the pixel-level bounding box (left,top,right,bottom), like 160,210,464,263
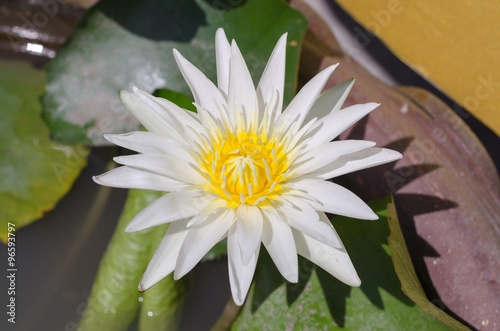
292,3,500,327
42,0,307,145
232,197,454,330
0,61,88,242
334,0,500,137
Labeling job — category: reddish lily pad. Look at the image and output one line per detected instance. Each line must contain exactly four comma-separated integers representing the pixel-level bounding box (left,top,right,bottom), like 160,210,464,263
387,195,470,330
291,2,500,328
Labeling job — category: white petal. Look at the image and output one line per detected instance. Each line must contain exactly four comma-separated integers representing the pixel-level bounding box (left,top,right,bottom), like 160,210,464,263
105,132,195,163
139,218,190,291
195,106,225,142
186,198,228,227
173,49,227,120
261,211,298,283
113,153,206,185
317,211,342,248
134,88,207,140
256,33,287,120
291,140,376,176
119,89,181,140
303,102,380,151
104,131,183,155
93,166,187,191
318,147,402,179
236,204,263,266
125,190,211,232
277,196,340,247
293,228,360,287
215,28,231,97
228,225,260,305
228,40,257,126
174,209,235,279
288,179,378,220
303,78,355,123
277,65,337,134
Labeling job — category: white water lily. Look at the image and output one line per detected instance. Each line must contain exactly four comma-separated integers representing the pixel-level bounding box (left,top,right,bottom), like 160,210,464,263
93,28,401,305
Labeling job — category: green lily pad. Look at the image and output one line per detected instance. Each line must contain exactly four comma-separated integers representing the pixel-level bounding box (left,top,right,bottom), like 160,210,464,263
0,61,88,242
79,189,188,331
232,197,455,330
42,0,307,145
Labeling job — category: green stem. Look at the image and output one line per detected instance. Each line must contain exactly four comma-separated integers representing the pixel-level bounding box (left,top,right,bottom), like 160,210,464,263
209,297,242,331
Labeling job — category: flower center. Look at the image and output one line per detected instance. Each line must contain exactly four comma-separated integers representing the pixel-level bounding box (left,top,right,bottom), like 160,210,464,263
199,130,289,208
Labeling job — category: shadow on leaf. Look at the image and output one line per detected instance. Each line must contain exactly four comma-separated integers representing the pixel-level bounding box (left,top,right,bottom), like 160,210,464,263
286,256,314,306
250,248,286,314
340,112,465,323
202,0,248,11
98,0,206,41
331,211,415,310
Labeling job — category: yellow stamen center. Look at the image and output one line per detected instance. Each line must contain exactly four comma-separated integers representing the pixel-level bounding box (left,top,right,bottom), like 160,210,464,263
199,129,289,208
